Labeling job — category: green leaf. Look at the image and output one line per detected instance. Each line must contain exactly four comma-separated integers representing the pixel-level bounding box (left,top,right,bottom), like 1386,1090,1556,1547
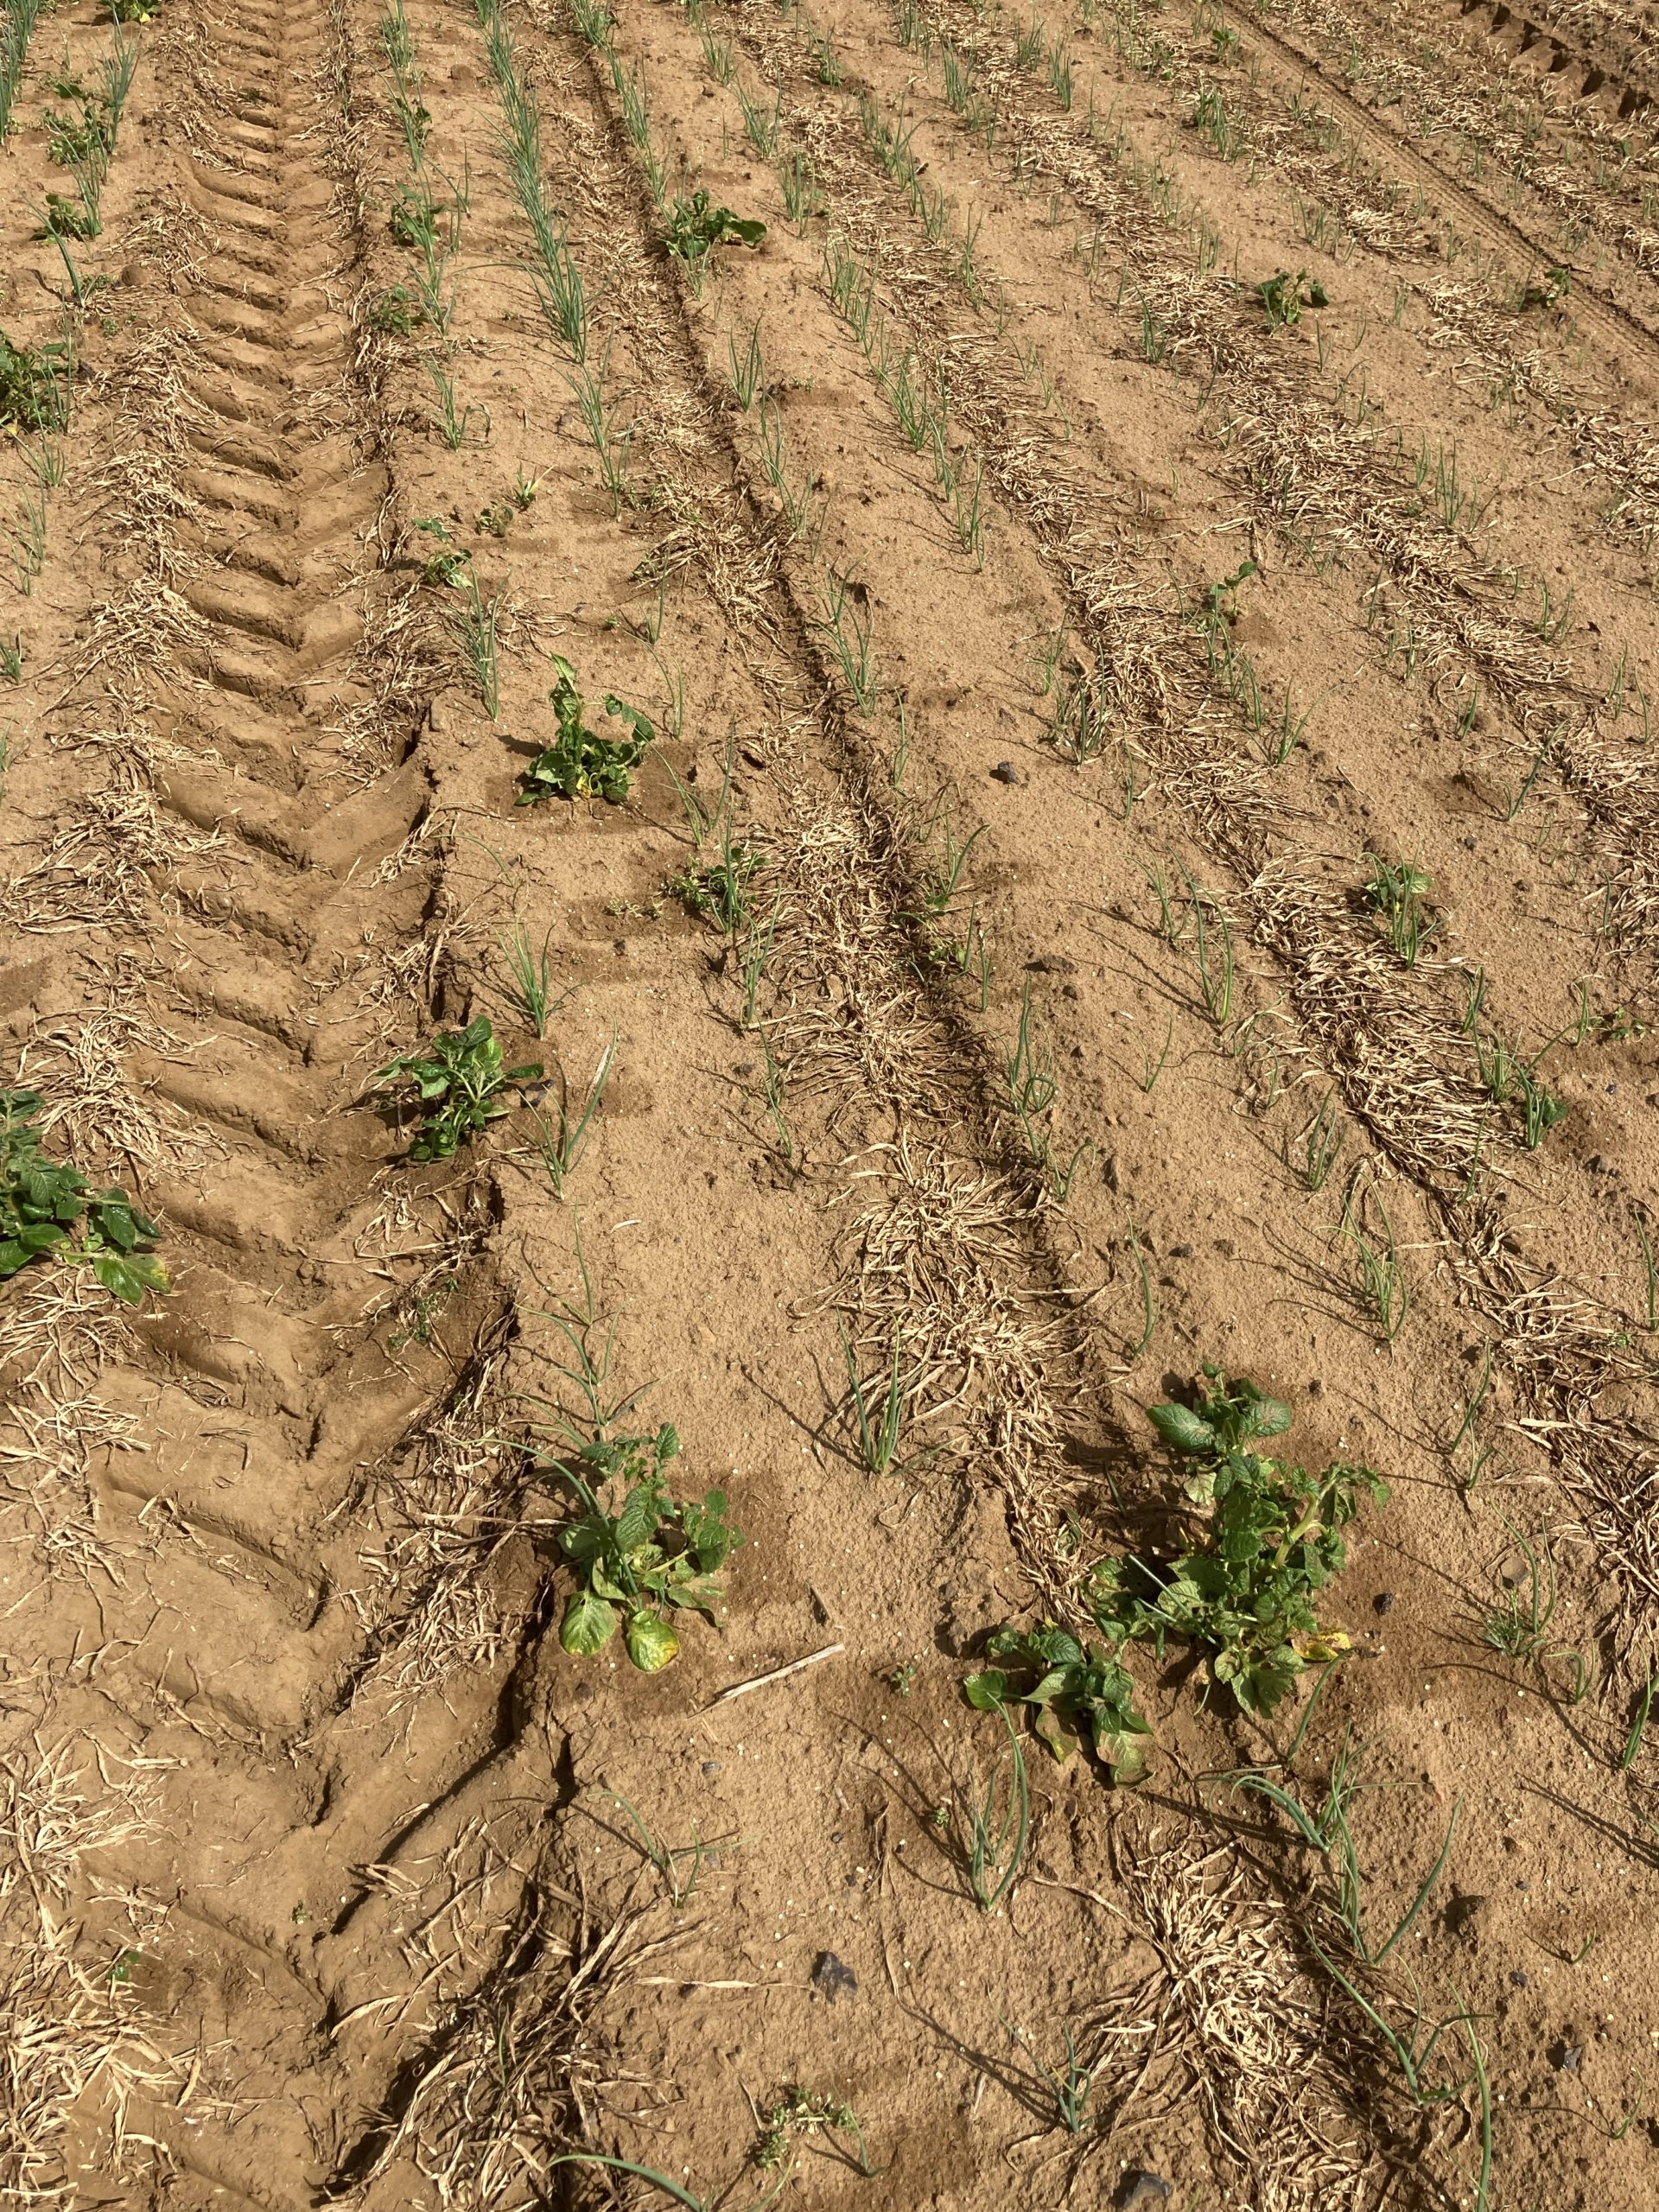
963,1669,1010,1710
1032,1704,1081,1764
1241,1389,1294,1439
588,1560,632,1604
624,1611,680,1672
90,1250,168,1306
613,1480,658,1556
561,1588,617,1655
1147,1402,1217,1456
1096,1725,1151,1785
682,1487,736,1570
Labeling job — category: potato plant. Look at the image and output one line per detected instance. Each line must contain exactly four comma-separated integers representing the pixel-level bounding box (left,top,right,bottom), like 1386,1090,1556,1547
548,1423,739,1672
664,188,766,264
518,657,654,804
964,1625,1151,1781
0,1089,167,1305
1092,1368,1385,1718
372,1015,542,1160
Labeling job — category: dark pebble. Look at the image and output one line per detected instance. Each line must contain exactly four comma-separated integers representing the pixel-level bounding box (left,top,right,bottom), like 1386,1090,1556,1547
1553,2043,1584,2073
991,760,1022,785
1116,2175,1173,2210
1373,1592,1395,1615
1169,1243,1193,1259
701,1761,721,1776
810,1950,858,2000
1510,1970,1529,1988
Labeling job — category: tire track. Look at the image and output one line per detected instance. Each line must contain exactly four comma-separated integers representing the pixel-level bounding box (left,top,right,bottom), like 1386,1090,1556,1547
2,0,552,2200
1218,0,1659,362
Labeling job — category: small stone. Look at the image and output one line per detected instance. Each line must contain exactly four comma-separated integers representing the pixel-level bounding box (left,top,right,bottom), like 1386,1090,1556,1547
990,760,1022,785
1115,2174,1172,2210
701,1761,721,1776
1168,1243,1193,1259
810,1951,858,2001
1553,2042,1584,2073
1373,1592,1395,1615
1510,1970,1530,1989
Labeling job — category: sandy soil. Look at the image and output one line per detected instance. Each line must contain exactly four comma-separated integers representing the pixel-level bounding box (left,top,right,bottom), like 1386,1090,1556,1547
2,0,1658,2202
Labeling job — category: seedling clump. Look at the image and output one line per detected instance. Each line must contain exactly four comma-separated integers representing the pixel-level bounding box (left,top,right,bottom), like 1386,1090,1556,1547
1091,1367,1384,1717
670,837,760,931
545,1422,739,1671
0,331,69,433
664,188,766,264
964,1624,1151,1781
753,2087,875,2177
372,1014,542,1161
518,656,655,804
0,1089,167,1306
1256,267,1328,328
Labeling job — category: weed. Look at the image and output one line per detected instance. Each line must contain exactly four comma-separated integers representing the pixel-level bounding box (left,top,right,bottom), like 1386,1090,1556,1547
0,1090,167,1305
1191,884,1235,1024
841,1323,907,1473
1125,1222,1158,1359
1003,2022,1094,2133
1256,267,1329,328
35,188,100,242
1342,1189,1409,1344
367,282,427,335
1621,1670,1655,1771
531,1032,615,1197
500,921,560,1035
671,833,761,933
608,1791,714,1907
820,574,878,710
427,359,488,448
448,566,501,715
0,330,69,433
1364,854,1438,965
1637,1214,1657,1332
372,1015,541,1161
1516,1064,1567,1150
1093,1369,1386,1718
727,318,763,409
518,656,654,804
664,188,765,264
540,1421,738,1672
1299,1089,1344,1191
753,2088,876,2178
1478,1520,1557,1660
938,1706,1029,1911
965,1624,1150,1779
